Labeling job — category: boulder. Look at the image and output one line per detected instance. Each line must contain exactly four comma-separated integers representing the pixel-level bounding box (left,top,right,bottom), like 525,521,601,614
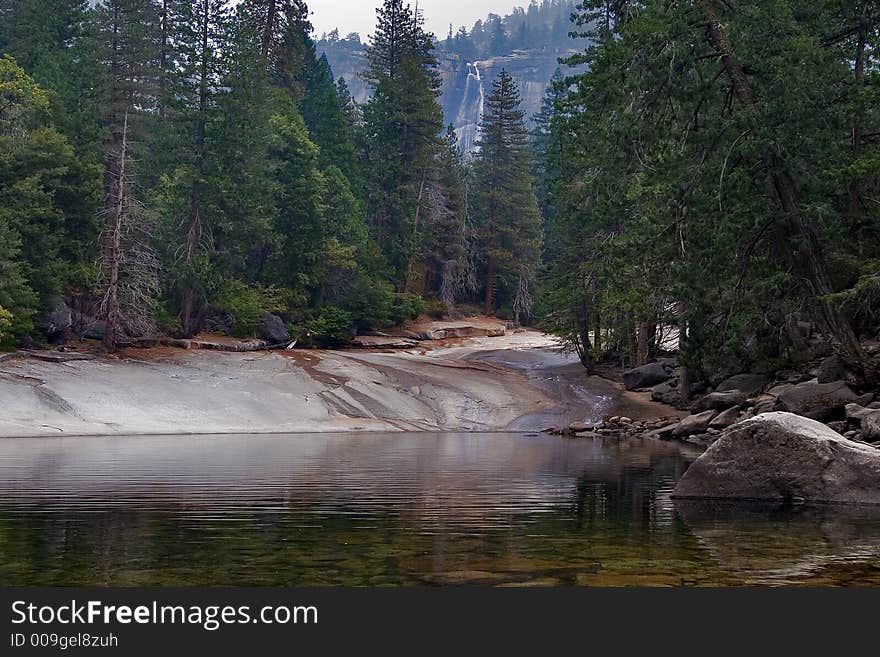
647,423,678,440
569,422,599,434
651,380,681,405
352,335,418,349
767,383,795,397
715,373,768,397
815,354,857,385
854,393,875,407
81,320,106,341
708,406,741,430
752,394,777,415
259,313,290,344
403,323,505,341
623,362,671,391
846,403,874,423
775,380,858,422
673,412,880,505
672,410,717,438
39,296,72,338
863,412,880,442
694,390,748,412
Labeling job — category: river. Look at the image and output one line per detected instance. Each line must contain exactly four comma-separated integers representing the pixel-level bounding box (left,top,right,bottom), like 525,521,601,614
2,431,880,586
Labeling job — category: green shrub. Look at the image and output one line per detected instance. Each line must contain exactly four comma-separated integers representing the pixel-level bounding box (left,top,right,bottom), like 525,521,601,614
0,306,12,346
296,306,355,347
424,298,447,319
212,281,288,337
154,301,182,336
390,293,425,325
340,276,394,332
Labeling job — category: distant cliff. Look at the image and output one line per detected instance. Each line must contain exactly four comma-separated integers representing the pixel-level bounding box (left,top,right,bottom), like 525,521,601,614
316,1,586,152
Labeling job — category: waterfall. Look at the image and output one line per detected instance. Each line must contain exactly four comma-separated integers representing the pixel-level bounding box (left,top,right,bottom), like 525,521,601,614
470,62,485,120
454,62,486,155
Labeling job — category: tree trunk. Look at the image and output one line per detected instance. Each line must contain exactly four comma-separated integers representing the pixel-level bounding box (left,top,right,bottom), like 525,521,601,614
484,254,496,315
159,0,169,119
680,365,692,406
261,0,277,59
697,0,865,365
847,3,868,238
181,0,210,338
637,322,651,366
100,112,129,352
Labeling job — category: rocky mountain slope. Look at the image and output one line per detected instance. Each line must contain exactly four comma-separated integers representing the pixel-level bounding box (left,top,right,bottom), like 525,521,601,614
317,1,586,152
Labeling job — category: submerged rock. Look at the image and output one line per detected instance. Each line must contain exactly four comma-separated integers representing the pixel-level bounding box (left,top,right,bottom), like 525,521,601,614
673,412,880,505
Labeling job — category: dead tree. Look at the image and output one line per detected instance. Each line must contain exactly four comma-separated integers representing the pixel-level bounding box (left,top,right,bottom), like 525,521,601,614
99,112,129,351
98,112,160,350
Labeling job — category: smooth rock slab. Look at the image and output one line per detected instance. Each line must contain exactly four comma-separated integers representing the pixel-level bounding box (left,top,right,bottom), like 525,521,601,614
673,412,880,505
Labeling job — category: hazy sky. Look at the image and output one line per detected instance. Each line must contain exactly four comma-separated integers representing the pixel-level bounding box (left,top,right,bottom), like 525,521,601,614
309,1,522,40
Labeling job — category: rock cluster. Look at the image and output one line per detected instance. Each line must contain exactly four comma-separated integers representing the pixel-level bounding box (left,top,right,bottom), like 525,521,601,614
550,415,681,439
628,354,879,449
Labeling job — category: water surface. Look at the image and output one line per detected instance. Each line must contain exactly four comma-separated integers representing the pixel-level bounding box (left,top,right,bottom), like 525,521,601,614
1,432,879,586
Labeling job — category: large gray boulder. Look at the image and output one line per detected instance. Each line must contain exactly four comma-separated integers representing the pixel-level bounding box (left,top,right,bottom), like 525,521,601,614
39,296,72,338
694,390,748,412
673,412,880,505
708,406,742,430
672,410,717,437
259,313,290,344
814,354,857,385
651,380,681,405
81,320,107,341
715,373,768,396
775,380,858,421
623,362,671,390
857,410,880,442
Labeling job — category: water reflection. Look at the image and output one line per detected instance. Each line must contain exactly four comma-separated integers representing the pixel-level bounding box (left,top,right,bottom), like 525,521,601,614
675,501,880,586
0,433,878,586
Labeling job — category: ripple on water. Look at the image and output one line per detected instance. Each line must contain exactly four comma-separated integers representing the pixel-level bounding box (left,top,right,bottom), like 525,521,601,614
0,432,879,586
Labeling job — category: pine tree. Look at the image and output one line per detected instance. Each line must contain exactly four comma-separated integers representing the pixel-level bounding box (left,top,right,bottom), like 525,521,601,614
422,126,471,308
0,55,101,343
362,0,444,287
240,0,309,92
336,76,361,131
161,0,233,336
296,40,361,190
474,69,541,320
0,0,101,153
